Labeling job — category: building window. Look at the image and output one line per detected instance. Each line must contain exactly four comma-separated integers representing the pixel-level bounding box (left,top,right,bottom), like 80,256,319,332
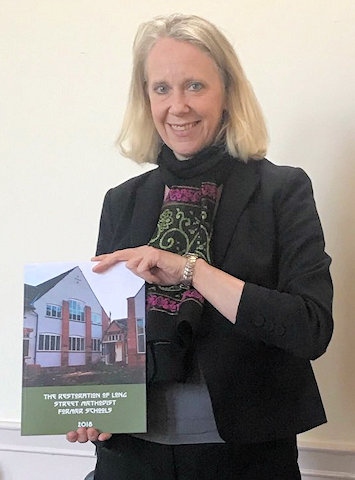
92,312,102,325
108,334,122,342
23,332,30,357
69,299,84,321
92,338,101,352
38,334,61,351
69,336,84,351
46,304,62,318
136,318,145,354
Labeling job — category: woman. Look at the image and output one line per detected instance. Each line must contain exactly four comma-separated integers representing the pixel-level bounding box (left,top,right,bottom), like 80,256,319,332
67,13,333,480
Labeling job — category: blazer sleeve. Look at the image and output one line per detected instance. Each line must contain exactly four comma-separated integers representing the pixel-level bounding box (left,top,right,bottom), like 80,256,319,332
96,188,115,256
95,178,140,255
236,167,333,360
95,185,134,255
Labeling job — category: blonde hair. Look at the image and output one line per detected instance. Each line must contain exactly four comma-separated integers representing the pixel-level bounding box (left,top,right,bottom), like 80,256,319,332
118,13,268,163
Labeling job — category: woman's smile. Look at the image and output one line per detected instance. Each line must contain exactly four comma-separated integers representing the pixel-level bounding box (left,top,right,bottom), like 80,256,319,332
168,121,200,132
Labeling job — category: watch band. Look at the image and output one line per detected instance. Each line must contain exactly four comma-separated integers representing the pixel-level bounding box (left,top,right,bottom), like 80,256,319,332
181,253,199,287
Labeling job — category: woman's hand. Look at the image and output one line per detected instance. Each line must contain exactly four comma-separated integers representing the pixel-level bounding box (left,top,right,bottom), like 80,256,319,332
92,246,186,286
66,427,112,443
92,245,244,323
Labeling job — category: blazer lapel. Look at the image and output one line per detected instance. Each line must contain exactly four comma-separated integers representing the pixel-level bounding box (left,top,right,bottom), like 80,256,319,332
212,160,260,267
130,168,165,246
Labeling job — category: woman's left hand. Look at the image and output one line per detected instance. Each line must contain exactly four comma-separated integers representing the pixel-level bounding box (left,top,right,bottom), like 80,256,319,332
92,246,186,286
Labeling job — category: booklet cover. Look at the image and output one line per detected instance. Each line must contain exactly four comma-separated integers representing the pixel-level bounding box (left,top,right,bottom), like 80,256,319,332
22,261,146,435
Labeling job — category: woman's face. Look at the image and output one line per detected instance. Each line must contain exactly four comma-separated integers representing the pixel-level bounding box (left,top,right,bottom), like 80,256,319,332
146,37,226,158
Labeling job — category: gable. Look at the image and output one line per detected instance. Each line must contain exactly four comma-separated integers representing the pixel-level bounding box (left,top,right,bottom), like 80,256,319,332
27,266,106,317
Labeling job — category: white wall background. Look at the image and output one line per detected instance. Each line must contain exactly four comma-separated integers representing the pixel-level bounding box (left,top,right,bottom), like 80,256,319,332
1,1,354,478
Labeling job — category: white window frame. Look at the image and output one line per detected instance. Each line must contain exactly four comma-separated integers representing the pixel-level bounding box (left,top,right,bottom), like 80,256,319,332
69,336,85,351
92,338,101,352
46,304,62,318
69,299,85,322
38,334,61,351
136,317,146,354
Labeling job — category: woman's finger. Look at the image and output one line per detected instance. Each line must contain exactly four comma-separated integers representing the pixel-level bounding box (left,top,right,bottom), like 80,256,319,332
66,430,79,443
97,432,113,441
92,252,124,273
76,427,90,443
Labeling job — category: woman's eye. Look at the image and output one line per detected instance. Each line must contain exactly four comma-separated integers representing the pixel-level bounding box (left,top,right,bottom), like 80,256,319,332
188,82,203,91
154,85,168,94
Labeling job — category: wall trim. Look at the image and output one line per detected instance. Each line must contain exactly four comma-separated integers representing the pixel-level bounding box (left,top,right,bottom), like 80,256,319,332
299,439,355,453
0,420,94,458
1,421,354,478
298,439,355,479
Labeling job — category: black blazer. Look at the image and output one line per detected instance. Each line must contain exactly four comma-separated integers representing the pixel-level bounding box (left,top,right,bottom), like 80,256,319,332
96,157,333,444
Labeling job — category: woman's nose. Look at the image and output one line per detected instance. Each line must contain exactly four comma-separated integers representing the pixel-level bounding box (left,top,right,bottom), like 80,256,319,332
168,91,190,115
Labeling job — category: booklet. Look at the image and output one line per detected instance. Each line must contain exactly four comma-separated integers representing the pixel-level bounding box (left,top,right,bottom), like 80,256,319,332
22,261,146,435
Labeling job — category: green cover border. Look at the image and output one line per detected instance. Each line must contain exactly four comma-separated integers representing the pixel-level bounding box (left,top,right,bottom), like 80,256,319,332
21,384,146,435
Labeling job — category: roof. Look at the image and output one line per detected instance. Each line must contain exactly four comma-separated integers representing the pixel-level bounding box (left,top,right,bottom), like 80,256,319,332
103,319,127,337
24,268,75,308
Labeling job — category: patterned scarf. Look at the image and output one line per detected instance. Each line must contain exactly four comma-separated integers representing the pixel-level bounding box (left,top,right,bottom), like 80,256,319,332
146,144,234,384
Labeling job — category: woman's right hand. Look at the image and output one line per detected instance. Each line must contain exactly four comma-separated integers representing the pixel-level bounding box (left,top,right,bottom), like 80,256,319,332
66,427,112,443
